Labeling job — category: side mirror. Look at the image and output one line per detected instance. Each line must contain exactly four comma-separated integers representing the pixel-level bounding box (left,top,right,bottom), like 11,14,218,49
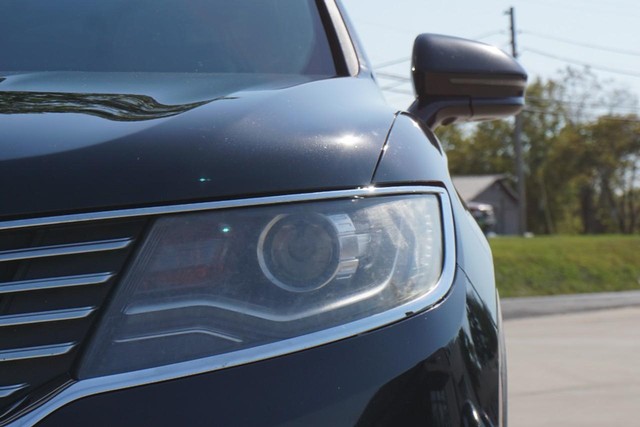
408,34,527,129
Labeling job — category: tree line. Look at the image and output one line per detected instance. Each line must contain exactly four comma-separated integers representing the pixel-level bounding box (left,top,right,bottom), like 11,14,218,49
436,67,640,234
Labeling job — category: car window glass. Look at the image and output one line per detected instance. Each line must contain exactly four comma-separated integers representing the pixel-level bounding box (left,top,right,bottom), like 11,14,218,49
0,0,337,75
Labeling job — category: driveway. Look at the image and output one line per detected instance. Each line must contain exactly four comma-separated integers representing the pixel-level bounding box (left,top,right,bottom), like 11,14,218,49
505,307,640,426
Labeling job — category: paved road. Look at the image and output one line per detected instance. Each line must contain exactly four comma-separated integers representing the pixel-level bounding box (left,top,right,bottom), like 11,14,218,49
501,290,640,320
505,307,640,426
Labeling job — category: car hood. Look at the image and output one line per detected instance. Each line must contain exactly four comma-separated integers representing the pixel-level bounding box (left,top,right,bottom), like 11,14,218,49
0,72,394,219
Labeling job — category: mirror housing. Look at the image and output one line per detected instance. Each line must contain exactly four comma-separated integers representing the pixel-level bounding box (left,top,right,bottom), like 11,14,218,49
408,34,527,129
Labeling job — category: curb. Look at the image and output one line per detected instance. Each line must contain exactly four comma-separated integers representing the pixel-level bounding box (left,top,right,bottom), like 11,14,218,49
501,290,640,320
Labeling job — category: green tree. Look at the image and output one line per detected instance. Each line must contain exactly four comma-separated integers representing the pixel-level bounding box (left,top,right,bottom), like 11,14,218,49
583,116,640,233
437,120,513,175
436,68,640,235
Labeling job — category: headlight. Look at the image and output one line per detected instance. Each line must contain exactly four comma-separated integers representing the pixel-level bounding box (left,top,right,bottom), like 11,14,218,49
79,191,452,378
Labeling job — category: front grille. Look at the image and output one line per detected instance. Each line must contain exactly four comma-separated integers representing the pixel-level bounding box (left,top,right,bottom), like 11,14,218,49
0,218,147,421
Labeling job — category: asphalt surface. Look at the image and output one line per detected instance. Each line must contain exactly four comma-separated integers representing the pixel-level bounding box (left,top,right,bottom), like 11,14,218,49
501,290,640,320
504,296,640,426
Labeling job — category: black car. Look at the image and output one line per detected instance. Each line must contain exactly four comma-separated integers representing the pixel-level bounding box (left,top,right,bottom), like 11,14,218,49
0,1,526,425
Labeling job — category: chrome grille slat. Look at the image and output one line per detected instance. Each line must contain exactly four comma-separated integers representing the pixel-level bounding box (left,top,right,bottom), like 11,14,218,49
0,384,28,399
0,237,132,262
0,217,145,418
0,343,77,362
0,272,114,295
0,307,96,327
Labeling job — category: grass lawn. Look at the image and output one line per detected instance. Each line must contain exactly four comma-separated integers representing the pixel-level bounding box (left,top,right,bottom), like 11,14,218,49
489,235,640,297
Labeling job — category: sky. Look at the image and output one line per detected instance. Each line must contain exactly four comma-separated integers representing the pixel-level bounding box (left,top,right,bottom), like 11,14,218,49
341,0,640,112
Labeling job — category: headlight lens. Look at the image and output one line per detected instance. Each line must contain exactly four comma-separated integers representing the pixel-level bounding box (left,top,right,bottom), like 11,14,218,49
258,212,361,292
80,194,445,378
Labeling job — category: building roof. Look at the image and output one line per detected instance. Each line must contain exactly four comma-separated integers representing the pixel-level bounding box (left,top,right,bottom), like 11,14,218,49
451,174,517,202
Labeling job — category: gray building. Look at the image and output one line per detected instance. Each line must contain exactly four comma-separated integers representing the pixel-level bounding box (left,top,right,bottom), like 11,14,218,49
452,175,519,235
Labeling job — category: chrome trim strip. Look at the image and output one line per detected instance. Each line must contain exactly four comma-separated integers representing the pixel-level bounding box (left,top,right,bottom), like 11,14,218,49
0,384,28,399
115,328,243,345
5,186,455,426
0,273,113,295
0,188,385,232
0,238,132,262
0,307,96,327
0,343,76,362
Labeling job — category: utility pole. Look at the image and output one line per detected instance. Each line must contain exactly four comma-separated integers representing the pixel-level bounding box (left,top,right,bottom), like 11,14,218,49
507,6,527,235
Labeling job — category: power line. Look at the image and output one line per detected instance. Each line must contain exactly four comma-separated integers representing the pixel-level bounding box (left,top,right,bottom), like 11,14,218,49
379,89,640,115
524,0,640,20
522,108,640,123
470,30,506,41
379,80,411,92
523,47,640,78
524,107,640,123
521,30,640,57
522,107,640,123
374,57,411,70
376,73,640,114
526,96,640,113
377,90,640,121
381,86,414,96
376,71,411,82
379,84,640,114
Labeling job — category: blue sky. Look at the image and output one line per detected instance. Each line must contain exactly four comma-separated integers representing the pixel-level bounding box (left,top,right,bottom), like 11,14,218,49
341,0,640,111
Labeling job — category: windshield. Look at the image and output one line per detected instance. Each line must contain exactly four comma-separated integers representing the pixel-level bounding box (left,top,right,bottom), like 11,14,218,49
0,0,337,76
